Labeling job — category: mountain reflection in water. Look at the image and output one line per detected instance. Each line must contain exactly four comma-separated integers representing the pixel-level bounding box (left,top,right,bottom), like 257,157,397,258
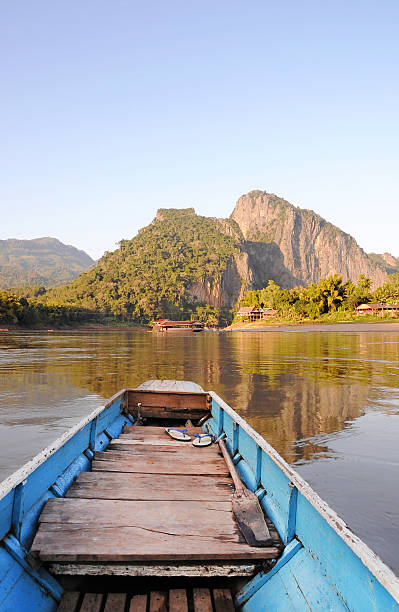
0,330,398,573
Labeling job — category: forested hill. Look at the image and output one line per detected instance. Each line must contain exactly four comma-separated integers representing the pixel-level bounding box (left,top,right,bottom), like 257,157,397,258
0,238,95,288
43,209,239,323
36,191,390,325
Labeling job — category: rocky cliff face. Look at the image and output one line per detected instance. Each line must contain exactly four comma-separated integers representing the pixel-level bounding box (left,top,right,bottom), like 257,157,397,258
230,191,386,290
368,252,399,275
186,250,253,307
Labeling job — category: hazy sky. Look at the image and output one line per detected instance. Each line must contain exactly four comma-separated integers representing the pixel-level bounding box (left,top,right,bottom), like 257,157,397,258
1,1,398,260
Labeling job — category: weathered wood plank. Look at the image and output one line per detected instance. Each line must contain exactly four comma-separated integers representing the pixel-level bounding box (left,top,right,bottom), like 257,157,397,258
219,439,272,547
92,453,229,476
129,406,210,420
135,380,204,392
67,472,233,501
39,499,236,535
91,461,227,476
193,588,213,612
123,425,164,432
108,442,219,455
57,591,80,612
169,589,188,612
136,380,156,390
105,441,220,461
32,525,279,561
129,594,147,612
118,431,200,440
121,427,203,437
149,591,167,612
80,593,103,612
95,449,220,461
49,562,258,577
124,426,203,434
213,589,235,612
127,389,211,420
91,462,226,476
103,593,126,612
182,380,203,392
128,390,209,410
109,440,202,450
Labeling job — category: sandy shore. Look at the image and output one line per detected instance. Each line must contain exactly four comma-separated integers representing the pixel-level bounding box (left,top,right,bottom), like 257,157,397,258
225,322,399,333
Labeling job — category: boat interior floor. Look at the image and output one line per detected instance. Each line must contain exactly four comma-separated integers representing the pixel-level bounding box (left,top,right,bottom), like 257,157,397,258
57,582,236,612
32,417,282,611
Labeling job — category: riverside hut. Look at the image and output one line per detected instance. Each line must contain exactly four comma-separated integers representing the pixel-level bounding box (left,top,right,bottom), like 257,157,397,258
237,307,279,321
355,303,399,316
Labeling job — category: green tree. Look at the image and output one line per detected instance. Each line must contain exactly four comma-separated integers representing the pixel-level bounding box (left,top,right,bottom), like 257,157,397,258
343,275,372,309
374,273,399,303
0,291,23,323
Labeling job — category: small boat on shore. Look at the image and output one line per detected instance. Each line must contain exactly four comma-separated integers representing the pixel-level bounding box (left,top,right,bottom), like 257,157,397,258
153,319,205,332
0,380,398,611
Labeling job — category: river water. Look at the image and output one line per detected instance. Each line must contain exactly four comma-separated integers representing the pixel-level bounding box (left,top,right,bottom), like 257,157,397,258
0,329,398,573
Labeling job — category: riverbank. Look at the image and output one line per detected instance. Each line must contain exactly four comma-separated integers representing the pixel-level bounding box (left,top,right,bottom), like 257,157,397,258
0,322,149,332
225,320,399,332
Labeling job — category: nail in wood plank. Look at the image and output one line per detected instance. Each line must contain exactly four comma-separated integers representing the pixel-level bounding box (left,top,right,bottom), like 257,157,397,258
169,589,188,612
129,594,147,612
80,593,103,612
213,589,235,612
149,591,167,612
103,593,126,612
193,588,213,612
57,591,80,612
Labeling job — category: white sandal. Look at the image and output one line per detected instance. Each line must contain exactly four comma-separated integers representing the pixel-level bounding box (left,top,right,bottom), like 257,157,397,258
192,433,213,447
165,427,191,441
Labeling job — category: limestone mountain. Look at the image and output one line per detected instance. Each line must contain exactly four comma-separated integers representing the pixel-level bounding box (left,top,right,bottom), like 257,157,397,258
42,192,387,323
44,209,239,321
230,191,386,290
368,252,399,275
0,237,95,288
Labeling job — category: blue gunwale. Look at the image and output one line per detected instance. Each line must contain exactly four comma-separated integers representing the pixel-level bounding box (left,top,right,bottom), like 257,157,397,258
0,389,129,506
206,391,399,610
0,388,132,610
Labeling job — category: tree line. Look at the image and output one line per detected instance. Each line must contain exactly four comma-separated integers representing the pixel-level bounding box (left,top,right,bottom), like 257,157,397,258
2,272,399,329
236,273,399,321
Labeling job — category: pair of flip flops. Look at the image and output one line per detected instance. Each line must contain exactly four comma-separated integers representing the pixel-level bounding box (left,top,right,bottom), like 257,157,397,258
165,428,213,447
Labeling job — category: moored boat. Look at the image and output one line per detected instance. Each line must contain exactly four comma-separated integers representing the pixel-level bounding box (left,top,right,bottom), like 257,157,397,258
153,319,205,332
0,380,398,611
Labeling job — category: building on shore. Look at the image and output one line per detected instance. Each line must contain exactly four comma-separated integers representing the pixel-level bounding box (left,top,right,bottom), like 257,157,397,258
153,318,205,332
355,303,399,316
236,306,279,321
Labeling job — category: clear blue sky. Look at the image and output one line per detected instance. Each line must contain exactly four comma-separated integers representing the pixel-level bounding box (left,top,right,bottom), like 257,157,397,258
1,1,398,259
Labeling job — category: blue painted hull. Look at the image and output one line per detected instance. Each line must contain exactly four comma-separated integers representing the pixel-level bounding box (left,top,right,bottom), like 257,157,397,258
0,390,132,611
0,386,398,611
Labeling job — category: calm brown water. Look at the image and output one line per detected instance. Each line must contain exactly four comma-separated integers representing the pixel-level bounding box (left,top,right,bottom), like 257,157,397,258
0,329,398,573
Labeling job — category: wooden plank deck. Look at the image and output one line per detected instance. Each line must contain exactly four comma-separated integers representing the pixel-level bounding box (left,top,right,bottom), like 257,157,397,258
57,587,235,611
32,425,281,569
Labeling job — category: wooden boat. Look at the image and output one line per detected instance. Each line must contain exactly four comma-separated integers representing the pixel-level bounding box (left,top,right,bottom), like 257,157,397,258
1,380,399,611
153,319,205,332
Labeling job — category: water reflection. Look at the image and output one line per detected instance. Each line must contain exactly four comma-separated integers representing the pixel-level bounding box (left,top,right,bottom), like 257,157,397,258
0,330,399,572
1,331,399,464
